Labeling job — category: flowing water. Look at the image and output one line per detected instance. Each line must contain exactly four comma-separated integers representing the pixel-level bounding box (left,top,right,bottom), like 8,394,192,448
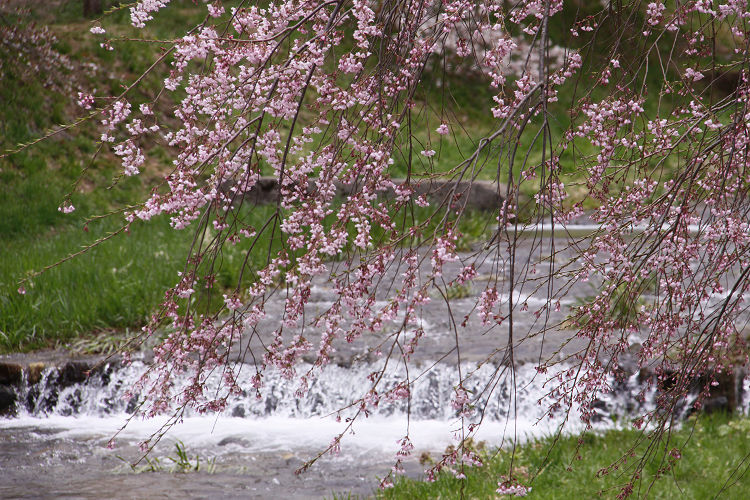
0,353,655,499
1,238,742,499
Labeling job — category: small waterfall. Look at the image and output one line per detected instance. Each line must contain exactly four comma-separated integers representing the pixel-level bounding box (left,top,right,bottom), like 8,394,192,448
8,356,656,429
3,352,743,500
4,352,743,461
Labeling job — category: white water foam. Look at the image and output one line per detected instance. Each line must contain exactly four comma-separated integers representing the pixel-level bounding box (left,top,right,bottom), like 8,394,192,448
4,359,650,457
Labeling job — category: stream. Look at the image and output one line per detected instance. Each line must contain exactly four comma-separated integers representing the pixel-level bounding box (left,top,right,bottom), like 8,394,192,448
1,236,745,499
0,358,651,499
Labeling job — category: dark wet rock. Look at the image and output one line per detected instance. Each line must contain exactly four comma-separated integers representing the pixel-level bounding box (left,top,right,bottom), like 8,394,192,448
0,351,125,417
639,364,745,417
698,395,729,414
27,362,46,384
265,394,278,414
636,366,652,386
589,398,610,423
687,369,745,415
61,388,83,415
217,436,251,447
125,395,140,414
0,362,23,384
58,361,90,387
308,393,325,414
27,385,58,414
301,353,356,368
0,385,17,415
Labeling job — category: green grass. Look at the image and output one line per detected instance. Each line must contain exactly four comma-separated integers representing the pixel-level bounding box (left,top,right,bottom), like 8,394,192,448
380,415,750,499
0,1,212,351
0,216,188,351
0,203,282,353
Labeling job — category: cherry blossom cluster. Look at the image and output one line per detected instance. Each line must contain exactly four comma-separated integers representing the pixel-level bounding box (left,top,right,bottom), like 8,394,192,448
0,3,78,94
68,0,750,495
518,10,750,497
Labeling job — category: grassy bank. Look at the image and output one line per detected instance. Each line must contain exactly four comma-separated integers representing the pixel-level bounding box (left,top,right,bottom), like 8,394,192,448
1,217,187,351
0,1,229,352
0,205,283,352
379,415,750,499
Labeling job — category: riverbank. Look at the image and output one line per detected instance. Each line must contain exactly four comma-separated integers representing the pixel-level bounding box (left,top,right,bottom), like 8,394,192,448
380,414,750,499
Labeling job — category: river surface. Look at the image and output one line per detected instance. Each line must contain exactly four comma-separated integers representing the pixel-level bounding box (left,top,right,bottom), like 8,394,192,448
1,232,743,499
1,362,644,500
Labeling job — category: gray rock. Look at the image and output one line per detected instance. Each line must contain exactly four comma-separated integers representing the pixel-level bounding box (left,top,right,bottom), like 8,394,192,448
226,176,515,212
217,436,251,447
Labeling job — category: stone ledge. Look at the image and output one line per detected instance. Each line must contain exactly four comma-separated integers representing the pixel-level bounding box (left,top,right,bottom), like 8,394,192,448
0,350,120,416
228,177,509,212
1,350,113,382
